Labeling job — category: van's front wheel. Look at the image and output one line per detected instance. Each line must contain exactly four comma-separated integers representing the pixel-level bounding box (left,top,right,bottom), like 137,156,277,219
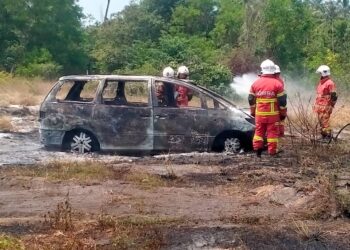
66,131,99,154
224,137,243,153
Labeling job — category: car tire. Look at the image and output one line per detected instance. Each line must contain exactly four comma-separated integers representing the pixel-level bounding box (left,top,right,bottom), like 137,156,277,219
68,131,99,154
224,137,243,154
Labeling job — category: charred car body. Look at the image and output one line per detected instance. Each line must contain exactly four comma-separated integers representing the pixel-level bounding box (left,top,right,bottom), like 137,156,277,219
39,75,255,154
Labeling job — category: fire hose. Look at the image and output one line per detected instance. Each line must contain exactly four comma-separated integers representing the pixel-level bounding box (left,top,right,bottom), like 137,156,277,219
328,123,350,144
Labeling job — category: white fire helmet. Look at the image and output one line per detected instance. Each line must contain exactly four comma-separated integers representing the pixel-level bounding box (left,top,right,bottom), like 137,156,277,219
316,65,331,77
162,66,175,78
275,64,281,74
177,65,189,77
260,59,276,75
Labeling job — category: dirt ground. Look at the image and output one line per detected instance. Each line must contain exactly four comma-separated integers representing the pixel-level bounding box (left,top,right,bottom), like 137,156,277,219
0,106,350,249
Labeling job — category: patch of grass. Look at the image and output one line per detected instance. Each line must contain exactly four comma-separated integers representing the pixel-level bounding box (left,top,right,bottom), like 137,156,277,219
112,216,182,250
0,115,13,132
220,215,274,225
117,215,183,227
98,214,183,249
336,189,350,217
331,103,350,128
0,234,24,250
44,194,74,231
6,161,114,182
293,220,327,243
125,172,166,189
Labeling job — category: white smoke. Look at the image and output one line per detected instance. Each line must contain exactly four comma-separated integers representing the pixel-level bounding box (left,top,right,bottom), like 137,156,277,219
230,72,316,112
230,72,314,100
230,73,258,98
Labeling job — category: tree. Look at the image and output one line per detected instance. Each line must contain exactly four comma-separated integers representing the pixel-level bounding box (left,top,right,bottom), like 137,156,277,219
142,0,183,21
262,0,314,71
170,0,219,36
89,3,164,73
211,0,244,47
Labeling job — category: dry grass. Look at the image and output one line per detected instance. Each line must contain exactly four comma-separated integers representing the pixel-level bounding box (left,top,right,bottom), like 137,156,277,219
24,214,180,249
5,161,114,182
287,93,319,142
44,195,74,231
331,104,350,128
293,220,327,242
0,115,13,132
125,172,166,189
110,215,181,249
287,93,350,140
0,73,53,107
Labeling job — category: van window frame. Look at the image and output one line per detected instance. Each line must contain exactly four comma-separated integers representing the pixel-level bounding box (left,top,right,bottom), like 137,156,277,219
48,79,102,104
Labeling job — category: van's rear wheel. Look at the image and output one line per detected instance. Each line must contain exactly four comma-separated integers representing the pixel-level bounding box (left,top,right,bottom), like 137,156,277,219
68,131,99,154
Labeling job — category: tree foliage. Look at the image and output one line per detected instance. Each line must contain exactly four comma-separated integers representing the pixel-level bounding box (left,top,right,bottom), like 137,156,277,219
1,0,350,88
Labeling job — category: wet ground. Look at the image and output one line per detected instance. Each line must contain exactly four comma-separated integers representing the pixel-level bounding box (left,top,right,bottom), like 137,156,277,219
0,105,349,249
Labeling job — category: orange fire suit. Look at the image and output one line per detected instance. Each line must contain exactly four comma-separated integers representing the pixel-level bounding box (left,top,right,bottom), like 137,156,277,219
176,86,189,107
313,76,337,137
249,75,287,155
275,74,285,137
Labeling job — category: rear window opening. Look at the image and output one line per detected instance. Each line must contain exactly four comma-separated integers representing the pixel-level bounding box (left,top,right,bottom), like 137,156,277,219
56,80,100,102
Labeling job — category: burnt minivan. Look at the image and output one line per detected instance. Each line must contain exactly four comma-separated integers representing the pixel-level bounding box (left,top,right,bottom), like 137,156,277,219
39,75,255,154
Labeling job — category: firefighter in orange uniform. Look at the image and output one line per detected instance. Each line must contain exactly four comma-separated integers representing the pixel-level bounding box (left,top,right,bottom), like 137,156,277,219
274,65,285,137
248,60,287,157
176,66,191,107
313,65,337,139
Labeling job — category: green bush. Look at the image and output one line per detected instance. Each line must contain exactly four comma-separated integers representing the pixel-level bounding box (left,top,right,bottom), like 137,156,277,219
16,62,62,79
0,234,23,250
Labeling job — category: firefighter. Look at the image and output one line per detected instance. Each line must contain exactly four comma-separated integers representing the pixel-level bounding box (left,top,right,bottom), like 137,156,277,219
177,65,190,80
163,66,175,78
176,66,191,107
248,59,287,157
313,65,337,139
157,67,175,106
274,65,284,85
274,64,285,137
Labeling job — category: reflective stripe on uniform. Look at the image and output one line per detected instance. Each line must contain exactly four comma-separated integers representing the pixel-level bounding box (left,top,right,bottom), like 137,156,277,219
256,98,279,116
256,110,279,115
253,135,263,141
267,138,279,143
256,98,277,103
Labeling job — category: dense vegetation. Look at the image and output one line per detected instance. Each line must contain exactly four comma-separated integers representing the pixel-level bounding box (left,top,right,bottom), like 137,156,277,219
1,0,350,93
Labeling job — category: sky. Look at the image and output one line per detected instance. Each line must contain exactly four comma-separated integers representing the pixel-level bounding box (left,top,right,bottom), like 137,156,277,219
78,0,131,22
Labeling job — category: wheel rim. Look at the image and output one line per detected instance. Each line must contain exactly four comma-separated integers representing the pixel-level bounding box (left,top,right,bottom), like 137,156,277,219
224,138,241,153
70,132,92,154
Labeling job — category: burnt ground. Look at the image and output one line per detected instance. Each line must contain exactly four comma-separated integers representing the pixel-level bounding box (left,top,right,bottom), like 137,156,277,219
0,106,350,249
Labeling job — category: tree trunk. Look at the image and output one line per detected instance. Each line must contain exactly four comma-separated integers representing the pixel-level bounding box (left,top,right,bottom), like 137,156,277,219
104,0,111,22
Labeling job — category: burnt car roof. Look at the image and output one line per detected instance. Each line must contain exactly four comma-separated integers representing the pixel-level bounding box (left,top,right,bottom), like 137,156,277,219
59,75,152,81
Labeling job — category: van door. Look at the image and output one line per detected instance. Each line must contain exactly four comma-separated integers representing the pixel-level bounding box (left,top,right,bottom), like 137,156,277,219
152,80,209,152
92,79,153,151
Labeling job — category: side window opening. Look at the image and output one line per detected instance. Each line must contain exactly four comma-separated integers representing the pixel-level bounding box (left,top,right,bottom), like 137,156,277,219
206,96,226,110
56,80,99,102
155,81,203,108
186,90,202,108
155,81,177,107
102,80,149,107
